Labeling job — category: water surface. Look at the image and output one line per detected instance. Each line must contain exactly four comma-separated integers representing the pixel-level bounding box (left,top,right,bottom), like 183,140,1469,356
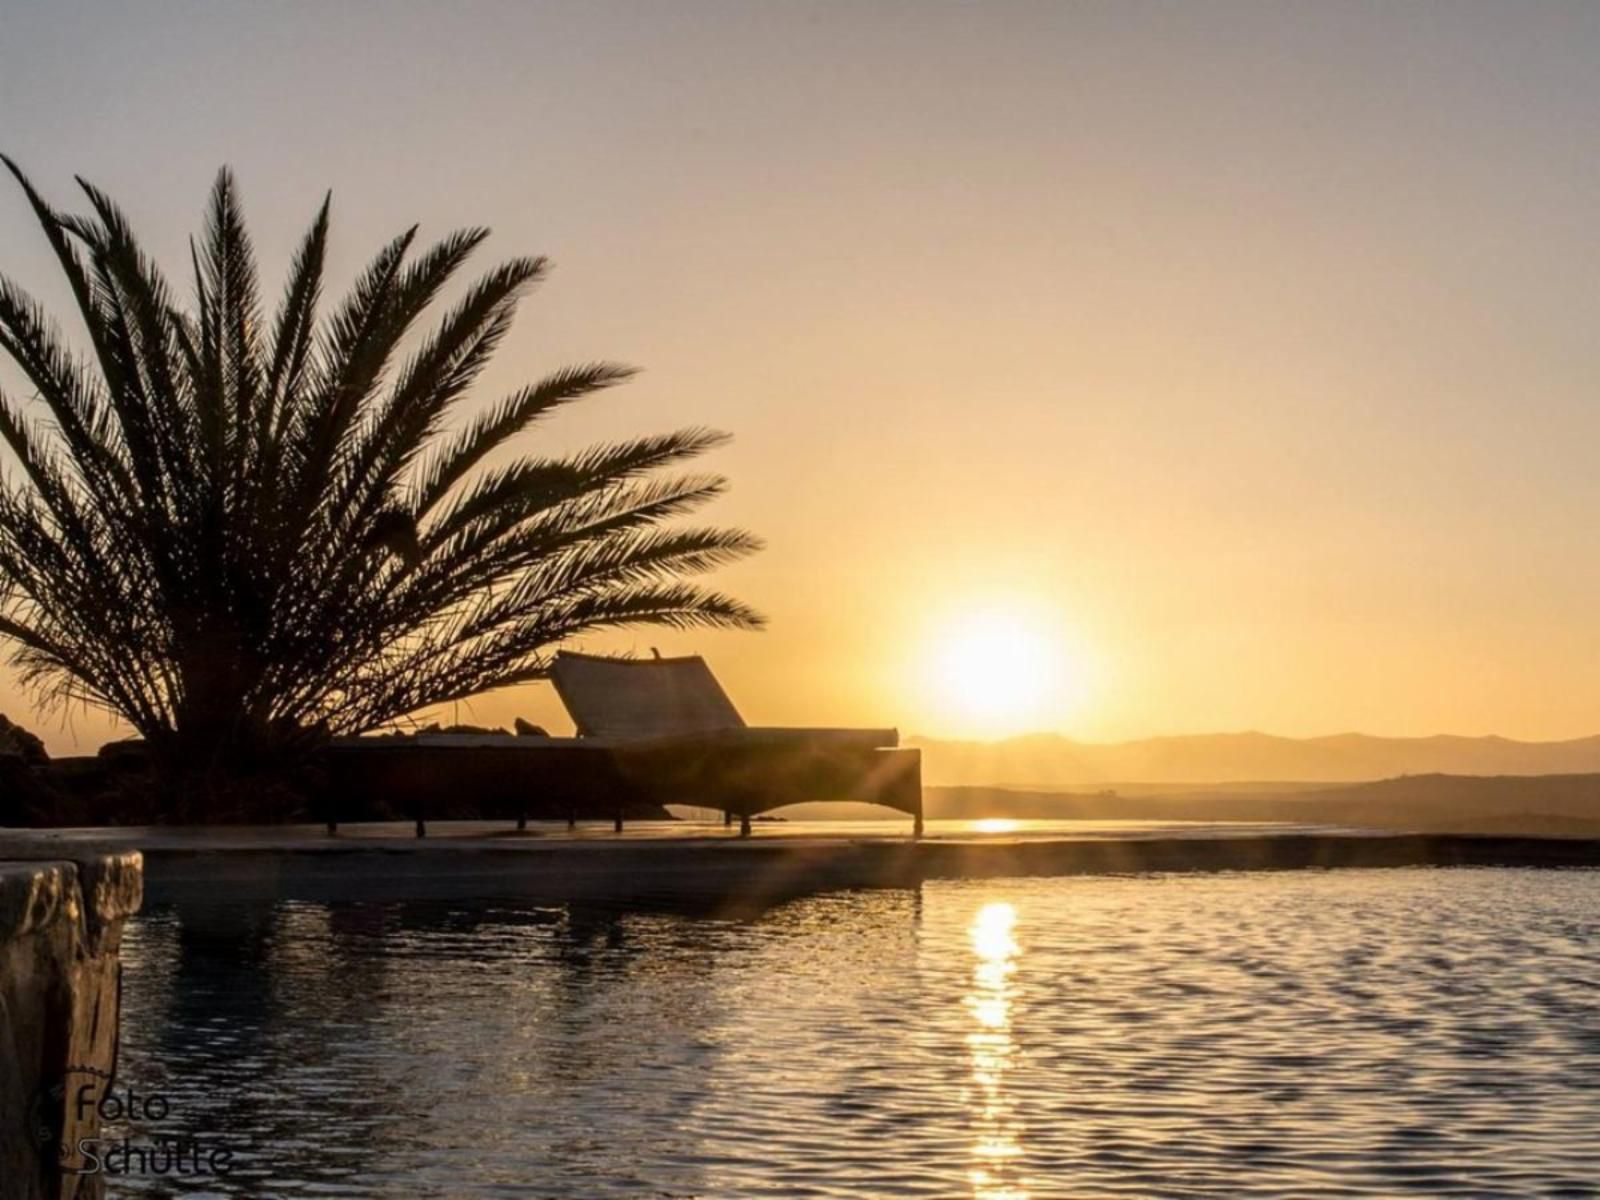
112,868,1600,1197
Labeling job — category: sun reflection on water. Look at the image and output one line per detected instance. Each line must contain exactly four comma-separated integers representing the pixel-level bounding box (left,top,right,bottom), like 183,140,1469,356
965,901,1029,1200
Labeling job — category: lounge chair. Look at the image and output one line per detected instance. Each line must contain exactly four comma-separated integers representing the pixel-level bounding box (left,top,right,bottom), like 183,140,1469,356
549,651,923,836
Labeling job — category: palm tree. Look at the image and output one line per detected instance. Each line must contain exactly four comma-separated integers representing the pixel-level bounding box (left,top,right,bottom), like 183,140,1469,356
0,161,762,774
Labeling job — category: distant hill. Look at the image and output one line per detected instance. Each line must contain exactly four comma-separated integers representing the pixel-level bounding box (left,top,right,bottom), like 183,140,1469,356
924,774,1600,837
909,731,1600,786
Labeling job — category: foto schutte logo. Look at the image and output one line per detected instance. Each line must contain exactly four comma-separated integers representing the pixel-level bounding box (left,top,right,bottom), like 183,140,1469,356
42,1065,236,1179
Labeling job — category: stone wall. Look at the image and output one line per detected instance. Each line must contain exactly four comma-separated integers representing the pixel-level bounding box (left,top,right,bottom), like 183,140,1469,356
0,843,142,1200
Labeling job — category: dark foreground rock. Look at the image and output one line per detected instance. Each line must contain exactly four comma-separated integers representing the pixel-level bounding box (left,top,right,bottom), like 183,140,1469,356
0,714,48,766
0,842,142,1199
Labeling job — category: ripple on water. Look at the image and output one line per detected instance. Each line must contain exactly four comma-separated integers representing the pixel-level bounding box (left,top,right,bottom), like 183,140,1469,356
107,868,1600,1197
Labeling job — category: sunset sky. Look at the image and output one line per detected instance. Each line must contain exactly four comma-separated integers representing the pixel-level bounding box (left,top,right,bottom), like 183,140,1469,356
7,1,1600,753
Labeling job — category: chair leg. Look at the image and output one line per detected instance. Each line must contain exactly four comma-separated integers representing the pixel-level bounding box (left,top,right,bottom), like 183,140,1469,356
415,818,426,838
614,811,624,833
516,815,527,832
739,813,752,838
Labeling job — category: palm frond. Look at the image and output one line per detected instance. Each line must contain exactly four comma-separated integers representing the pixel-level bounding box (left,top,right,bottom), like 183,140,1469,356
0,162,762,775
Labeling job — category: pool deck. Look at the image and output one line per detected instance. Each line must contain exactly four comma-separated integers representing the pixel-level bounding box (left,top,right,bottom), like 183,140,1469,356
7,822,1599,910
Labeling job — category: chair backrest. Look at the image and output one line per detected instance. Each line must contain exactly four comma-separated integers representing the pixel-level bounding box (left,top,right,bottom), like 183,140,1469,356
549,651,746,740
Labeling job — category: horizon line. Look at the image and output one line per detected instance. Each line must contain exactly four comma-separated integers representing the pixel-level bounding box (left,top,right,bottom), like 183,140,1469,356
906,728,1600,747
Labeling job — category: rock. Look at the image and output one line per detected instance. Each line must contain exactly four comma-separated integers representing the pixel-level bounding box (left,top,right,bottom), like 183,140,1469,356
94,738,147,762
0,715,47,766
0,844,141,1199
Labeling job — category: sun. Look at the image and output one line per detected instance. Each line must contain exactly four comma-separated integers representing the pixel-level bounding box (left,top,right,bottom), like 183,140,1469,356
924,604,1091,738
